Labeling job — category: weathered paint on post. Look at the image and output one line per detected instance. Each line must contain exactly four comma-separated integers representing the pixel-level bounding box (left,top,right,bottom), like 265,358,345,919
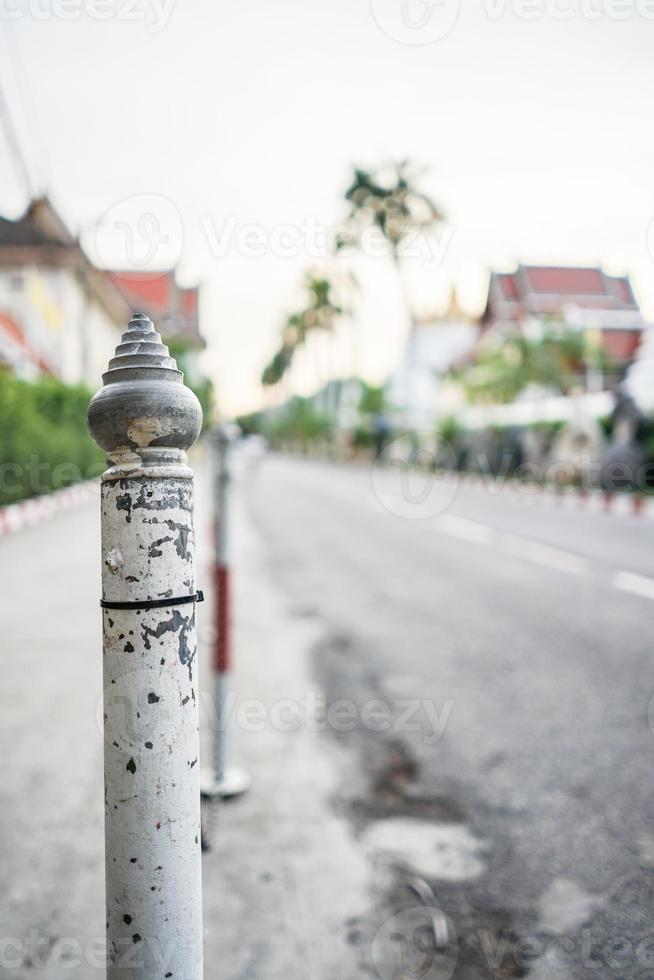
88,313,204,979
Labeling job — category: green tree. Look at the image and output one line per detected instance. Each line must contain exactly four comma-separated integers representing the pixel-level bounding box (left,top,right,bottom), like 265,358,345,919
261,342,295,387
0,372,104,506
457,325,611,404
166,338,215,429
265,396,332,446
358,382,386,417
261,271,348,390
338,160,444,337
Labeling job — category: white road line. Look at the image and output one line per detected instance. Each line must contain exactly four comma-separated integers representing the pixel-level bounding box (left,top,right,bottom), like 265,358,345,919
613,571,654,601
500,534,589,576
433,515,654,595
434,517,589,578
434,515,496,546
434,515,588,578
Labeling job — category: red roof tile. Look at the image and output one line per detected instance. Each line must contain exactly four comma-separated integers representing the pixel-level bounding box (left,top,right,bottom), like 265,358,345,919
614,277,635,304
110,270,203,347
484,265,641,329
109,271,173,317
602,328,642,362
0,311,55,373
497,273,519,300
180,287,198,316
524,266,606,295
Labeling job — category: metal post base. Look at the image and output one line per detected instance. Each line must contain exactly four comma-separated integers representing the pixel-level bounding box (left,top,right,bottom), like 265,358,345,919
201,767,251,800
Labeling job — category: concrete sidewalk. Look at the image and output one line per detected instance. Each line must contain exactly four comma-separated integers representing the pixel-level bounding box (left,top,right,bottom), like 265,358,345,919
195,458,371,978
0,450,389,979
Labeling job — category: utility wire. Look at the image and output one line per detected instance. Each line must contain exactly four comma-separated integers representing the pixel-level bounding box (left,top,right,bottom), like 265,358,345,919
2,22,47,193
0,69,34,202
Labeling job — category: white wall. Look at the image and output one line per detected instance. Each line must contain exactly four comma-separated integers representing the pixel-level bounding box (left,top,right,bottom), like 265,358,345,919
387,319,479,428
0,264,121,388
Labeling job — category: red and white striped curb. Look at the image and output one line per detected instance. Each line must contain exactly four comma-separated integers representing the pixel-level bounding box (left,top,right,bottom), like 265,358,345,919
0,480,99,538
454,473,654,518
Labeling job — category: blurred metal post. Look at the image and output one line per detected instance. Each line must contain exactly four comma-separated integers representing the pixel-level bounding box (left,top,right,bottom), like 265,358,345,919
88,313,204,980
203,422,250,800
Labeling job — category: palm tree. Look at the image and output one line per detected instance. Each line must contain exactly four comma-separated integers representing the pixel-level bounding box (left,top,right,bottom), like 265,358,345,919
261,340,295,389
340,161,443,261
261,271,349,399
302,272,344,331
293,272,336,417
337,160,445,425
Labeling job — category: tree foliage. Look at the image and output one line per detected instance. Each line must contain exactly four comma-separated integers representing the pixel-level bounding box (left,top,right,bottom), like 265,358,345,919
338,160,444,261
0,371,104,506
261,271,348,388
358,382,386,416
457,326,612,404
166,338,215,429
264,396,332,445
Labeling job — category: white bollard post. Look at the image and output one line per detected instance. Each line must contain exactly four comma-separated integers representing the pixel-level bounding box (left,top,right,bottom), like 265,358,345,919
202,424,250,811
88,313,204,979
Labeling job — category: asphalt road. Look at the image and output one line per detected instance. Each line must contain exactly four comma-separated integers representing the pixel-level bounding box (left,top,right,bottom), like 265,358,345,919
2,451,654,980
242,452,654,980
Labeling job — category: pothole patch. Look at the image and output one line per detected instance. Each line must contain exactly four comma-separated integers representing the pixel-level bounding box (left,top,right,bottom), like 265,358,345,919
362,818,489,882
343,739,465,825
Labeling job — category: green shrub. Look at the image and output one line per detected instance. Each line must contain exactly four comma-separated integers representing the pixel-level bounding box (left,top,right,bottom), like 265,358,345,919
166,340,214,431
358,382,386,417
264,396,332,446
352,425,374,449
0,371,104,506
436,415,463,445
235,411,265,436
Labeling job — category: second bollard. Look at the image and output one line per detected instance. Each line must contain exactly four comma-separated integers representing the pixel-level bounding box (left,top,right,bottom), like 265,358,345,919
202,423,250,805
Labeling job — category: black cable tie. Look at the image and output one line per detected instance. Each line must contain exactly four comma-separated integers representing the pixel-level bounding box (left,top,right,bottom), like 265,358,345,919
100,590,204,611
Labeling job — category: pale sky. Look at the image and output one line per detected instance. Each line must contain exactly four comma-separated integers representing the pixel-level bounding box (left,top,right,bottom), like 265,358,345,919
1,1,654,414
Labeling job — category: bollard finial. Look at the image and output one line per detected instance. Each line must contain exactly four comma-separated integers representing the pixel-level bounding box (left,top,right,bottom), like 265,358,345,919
87,312,203,461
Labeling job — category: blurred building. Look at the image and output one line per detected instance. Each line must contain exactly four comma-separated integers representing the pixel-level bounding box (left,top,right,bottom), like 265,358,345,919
482,265,646,380
0,197,129,385
387,289,479,427
314,377,365,431
109,270,204,383
626,325,654,412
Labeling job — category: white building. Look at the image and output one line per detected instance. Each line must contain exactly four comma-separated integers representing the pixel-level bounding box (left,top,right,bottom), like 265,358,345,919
0,197,129,386
386,291,479,428
626,325,654,412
